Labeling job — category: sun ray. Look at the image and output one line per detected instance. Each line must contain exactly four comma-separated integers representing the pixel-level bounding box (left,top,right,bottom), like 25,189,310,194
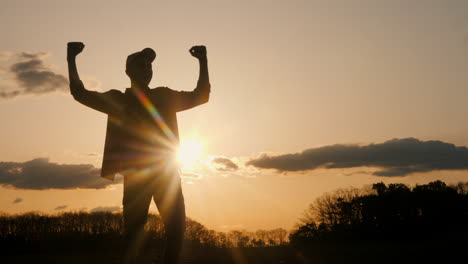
177,138,204,170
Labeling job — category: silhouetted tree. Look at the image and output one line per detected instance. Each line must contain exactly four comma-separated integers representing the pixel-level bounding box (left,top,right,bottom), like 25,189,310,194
291,181,468,244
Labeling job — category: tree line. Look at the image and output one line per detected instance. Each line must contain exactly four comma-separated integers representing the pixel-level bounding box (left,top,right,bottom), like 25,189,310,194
0,211,288,248
289,180,468,244
2,180,467,251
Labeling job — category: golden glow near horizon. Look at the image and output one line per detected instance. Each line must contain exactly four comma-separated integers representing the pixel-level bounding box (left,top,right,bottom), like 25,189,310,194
177,138,204,170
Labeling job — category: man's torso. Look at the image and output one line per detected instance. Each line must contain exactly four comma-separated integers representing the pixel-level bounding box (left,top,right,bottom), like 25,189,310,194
101,87,180,179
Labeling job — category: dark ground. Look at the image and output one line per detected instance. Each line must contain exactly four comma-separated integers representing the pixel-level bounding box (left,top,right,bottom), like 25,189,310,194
1,240,299,264
2,239,467,264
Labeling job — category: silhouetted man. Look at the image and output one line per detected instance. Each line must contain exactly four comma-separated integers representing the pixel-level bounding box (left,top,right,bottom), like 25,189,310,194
67,42,210,263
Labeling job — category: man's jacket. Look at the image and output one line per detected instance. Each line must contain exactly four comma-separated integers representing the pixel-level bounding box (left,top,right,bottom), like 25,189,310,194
71,81,210,180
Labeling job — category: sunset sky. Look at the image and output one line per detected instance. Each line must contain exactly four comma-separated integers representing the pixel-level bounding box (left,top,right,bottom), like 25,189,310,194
1,0,468,231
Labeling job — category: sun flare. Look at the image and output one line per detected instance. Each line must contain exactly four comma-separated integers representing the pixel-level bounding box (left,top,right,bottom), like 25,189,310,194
177,138,204,169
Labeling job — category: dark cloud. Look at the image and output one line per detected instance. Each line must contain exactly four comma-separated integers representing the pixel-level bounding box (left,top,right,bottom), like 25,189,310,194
55,205,68,210
0,90,20,99
0,52,68,99
12,197,23,204
247,138,468,177
18,52,48,59
213,157,239,171
91,206,121,213
0,158,120,190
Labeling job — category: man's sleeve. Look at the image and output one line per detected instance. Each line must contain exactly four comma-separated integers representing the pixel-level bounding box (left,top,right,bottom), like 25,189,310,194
165,81,211,112
71,81,123,116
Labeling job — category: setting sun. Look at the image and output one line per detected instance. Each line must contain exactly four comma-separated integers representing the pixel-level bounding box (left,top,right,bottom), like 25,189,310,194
177,138,204,169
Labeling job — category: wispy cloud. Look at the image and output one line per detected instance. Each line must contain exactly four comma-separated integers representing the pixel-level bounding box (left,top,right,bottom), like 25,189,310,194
0,52,68,99
12,197,23,204
247,138,468,177
54,205,68,210
0,51,13,61
0,158,120,190
212,157,239,171
90,206,121,213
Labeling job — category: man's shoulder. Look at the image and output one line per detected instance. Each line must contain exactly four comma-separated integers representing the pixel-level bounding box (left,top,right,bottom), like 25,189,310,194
104,89,127,102
151,86,172,93
150,86,177,97
149,87,179,105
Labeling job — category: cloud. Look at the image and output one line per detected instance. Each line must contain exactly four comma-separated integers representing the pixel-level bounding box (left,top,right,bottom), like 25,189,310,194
0,51,13,61
0,90,20,99
212,157,239,171
90,206,121,213
181,171,202,179
0,52,68,99
0,158,120,190
247,138,468,177
12,197,23,204
55,205,68,210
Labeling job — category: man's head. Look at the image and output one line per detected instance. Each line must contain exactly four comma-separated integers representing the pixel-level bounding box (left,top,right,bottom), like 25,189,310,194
125,48,156,87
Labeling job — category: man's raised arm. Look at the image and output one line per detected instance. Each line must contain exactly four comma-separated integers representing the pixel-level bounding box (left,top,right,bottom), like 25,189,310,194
171,45,211,112
67,42,121,115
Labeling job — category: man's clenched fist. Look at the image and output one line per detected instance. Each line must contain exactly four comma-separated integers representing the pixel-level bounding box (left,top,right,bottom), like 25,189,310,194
189,46,207,60
67,42,85,59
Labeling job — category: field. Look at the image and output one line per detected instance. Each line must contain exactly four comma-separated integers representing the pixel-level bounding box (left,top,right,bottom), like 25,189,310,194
2,239,467,264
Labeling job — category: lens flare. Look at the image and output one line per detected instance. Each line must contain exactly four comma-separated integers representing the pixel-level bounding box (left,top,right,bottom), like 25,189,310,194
177,139,203,169
132,86,175,141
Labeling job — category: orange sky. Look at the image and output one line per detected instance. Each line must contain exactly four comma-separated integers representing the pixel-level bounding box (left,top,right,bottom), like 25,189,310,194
1,0,468,231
